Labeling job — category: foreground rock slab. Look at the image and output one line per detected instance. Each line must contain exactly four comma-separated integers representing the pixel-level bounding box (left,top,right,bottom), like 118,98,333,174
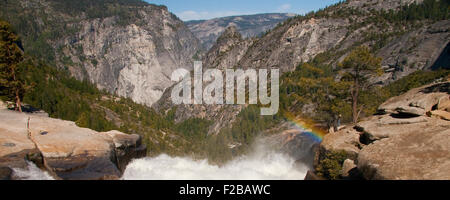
356,115,448,142
0,110,146,180
0,114,43,169
358,129,450,180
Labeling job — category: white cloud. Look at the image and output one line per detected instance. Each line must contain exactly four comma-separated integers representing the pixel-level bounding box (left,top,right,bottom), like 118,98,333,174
276,4,292,12
178,10,253,21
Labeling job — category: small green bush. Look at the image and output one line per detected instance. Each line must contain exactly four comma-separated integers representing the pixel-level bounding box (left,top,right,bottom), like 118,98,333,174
316,150,349,180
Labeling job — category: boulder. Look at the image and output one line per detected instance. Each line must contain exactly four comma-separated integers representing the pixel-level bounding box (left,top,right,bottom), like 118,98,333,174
430,110,450,121
438,96,450,112
341,159,357,178
320,126,362,160
357,128,450,180
378,82,449,116
265,128,320,169
0,109,146,180
356,115,436,142
101,131,147,172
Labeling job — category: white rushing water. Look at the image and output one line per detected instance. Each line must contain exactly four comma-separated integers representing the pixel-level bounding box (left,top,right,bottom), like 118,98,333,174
122,142,309,180
13,161,54,180
9,136,312,180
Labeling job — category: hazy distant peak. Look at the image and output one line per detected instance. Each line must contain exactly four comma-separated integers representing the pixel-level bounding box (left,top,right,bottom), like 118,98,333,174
186,13,293,50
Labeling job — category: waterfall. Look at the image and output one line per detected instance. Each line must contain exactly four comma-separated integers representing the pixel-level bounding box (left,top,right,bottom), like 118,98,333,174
12,161,54,180
9,129,318,180
122,129,318,180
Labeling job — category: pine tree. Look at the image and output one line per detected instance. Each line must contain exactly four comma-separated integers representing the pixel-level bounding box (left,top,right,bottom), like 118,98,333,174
339,46,382,124
0,20,27,112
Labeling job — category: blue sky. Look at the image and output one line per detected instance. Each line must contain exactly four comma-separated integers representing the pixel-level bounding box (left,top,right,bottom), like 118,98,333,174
144,0,342,21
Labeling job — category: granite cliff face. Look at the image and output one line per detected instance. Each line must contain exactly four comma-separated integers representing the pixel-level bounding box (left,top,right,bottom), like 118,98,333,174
236,1,447,83
1,0,202,106
318,81,450,180
70,14,201,107
154,26,255,134
186,13,294,50
203,26,255,70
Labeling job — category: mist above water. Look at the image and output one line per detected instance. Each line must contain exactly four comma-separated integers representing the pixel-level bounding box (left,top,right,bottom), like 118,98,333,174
13,162,54,180
122,139,310,180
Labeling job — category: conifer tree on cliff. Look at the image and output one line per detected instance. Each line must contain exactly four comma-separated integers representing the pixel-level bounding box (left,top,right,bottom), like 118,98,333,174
339,46,382,124
0,20,26,112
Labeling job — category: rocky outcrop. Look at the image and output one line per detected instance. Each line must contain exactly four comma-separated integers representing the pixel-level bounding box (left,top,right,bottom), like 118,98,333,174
357,128,450,180
102,130,147,172
320,126,362,160
340,159,358,178
317,81,450,180
378,82,450,116
0,109,146,180
2,0,202,107
266,127,321,169
375,20,449,83
237,16,350,73
203,26,254,70
431,110,450,121
356,115,448,143
186,13,293,50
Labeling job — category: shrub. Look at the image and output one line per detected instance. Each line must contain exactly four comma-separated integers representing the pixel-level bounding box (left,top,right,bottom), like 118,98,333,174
316,150,349,180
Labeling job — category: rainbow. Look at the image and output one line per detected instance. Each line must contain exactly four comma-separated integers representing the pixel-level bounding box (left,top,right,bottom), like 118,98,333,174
284,112,328,143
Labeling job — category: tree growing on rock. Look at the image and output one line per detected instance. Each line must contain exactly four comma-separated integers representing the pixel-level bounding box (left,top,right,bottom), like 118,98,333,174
339,46,382,124
0,20,27,112
282,63,352,128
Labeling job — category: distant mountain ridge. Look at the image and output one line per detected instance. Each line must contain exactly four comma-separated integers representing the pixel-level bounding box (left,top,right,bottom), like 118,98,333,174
186,13,295,50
